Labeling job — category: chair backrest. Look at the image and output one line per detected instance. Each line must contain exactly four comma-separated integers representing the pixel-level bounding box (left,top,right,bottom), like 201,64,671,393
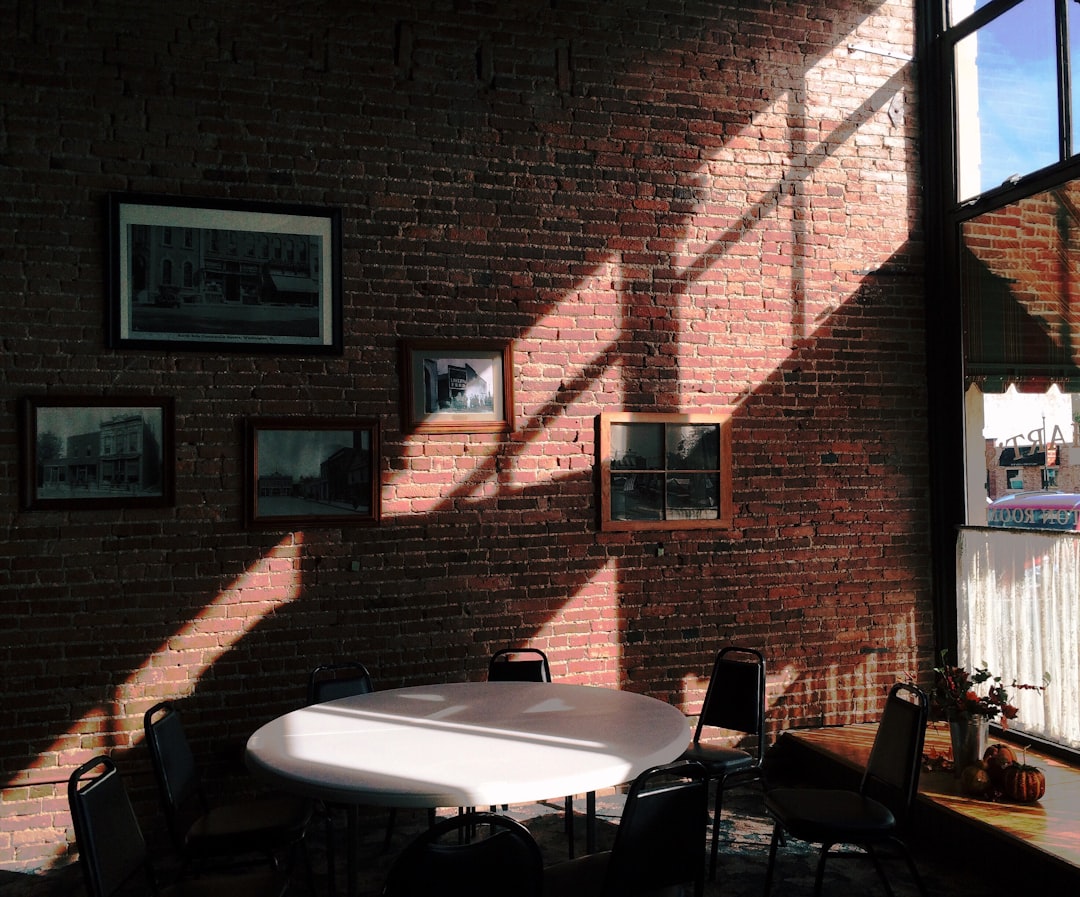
144,700,204,848
68,756,153,897
308,661,375,705
694,646,766,759
487,647,551,683
861,681,929,824
381,811,543,897
602,760,709,897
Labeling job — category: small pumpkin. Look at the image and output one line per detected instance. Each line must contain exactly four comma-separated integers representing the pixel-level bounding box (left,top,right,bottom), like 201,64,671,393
983,743,1018,786
1002,762,1046,803
960,760,991,797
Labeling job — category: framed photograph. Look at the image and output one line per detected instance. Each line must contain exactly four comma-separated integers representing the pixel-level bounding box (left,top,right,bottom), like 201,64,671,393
598,411,733,532
105,192,343,354
400,339,514,434
19,396,175,511
245,418,380,528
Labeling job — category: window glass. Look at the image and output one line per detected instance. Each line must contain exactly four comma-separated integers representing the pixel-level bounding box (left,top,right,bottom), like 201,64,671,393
600,412,732,531
955,0,1058,200
665,424,719,470
1071,1,1080,151
611,422,663,470
948,0,997,28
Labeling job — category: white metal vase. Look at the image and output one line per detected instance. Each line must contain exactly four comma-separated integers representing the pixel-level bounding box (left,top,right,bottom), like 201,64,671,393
949,715,989,774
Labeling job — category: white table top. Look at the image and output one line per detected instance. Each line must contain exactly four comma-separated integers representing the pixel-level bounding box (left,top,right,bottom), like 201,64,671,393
245,681,690,808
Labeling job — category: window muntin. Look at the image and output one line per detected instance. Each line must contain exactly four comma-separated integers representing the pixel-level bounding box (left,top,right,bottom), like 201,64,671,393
599,412,732,532
948,0,1001,28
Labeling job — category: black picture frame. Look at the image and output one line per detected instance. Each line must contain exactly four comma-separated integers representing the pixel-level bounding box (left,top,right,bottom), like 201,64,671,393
19,396,176,511
400,339,514,434
105,192,343,354
245,417,381,528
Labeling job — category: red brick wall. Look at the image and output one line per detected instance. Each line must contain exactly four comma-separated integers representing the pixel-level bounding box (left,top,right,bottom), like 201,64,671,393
0,0,930,874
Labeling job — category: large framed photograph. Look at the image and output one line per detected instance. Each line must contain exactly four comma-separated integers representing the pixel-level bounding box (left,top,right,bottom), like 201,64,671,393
106,193,342,354
400,339,514,434
245,418,380,528
19,396,175,511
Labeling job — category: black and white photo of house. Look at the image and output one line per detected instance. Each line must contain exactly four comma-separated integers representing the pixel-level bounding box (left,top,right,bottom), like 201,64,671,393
35,406,164,498
420,355,495,414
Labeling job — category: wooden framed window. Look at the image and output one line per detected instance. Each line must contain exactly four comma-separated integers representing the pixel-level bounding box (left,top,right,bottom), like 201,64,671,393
599,411,733,532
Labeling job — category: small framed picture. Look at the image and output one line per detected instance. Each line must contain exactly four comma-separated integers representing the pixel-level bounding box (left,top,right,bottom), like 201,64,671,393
20,396,175,511
245,418,381,528
105,192,343,354
400,339,514,434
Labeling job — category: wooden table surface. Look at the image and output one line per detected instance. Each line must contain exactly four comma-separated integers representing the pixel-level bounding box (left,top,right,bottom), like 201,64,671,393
783,721,1080,874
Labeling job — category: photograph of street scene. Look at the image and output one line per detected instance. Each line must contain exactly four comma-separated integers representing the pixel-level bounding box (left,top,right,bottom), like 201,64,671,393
251,424,377,524
126,222,325,344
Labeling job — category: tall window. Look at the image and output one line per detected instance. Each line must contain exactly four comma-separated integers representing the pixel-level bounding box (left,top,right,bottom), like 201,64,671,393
937,0,1080,752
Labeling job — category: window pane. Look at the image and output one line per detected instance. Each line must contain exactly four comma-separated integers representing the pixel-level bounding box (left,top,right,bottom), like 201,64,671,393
610,472,663,521
955,0,1058,200
958,528,1079,750
960,182,1080,378
1071,2,1080,153
665,473,719,520
666,424,719,470
610,423,663,470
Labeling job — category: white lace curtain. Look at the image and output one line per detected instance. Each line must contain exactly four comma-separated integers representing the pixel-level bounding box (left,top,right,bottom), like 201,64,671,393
957,527,1080,750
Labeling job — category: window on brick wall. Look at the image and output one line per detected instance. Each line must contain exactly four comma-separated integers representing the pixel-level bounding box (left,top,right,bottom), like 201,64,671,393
598,412,732,532
940,0,1080,755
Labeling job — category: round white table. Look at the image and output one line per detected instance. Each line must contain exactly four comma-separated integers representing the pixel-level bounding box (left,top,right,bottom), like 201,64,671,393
246,681,690,895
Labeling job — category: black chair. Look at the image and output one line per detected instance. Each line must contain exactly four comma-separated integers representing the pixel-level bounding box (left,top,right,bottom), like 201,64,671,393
487,647,589,856
487,647,552,682
306,662,379,893
543,760,709,897
381,811,543,897
679,645,767,880
308,661,374,705
762,681,930,897
68,755,288,897
143,701,312,878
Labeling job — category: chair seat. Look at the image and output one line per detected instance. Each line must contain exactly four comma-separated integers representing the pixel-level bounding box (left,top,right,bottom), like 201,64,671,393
163,867,289,897
187,794,312,855
679,742,755,775
543,851,686,897
765,787,895,844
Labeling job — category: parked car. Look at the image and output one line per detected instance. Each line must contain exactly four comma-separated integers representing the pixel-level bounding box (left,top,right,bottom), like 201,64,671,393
986,491,1080,531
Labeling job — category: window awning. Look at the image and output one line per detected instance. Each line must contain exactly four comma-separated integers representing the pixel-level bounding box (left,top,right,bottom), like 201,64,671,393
269,273,318,293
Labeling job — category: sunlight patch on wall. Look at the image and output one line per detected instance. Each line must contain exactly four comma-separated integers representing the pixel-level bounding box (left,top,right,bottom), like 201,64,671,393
5,535,304,872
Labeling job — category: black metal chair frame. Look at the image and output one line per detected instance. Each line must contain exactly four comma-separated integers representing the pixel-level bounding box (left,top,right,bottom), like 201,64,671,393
67,754,286,897
543,760,710,897
487,647,552,682
762,681,930,897
486,647,592,857
381,811,543,897
680,645,767,880
308,661,374,705
143,701,311,883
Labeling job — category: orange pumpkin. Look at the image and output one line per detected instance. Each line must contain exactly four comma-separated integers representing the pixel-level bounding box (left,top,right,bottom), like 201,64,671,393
1002,763,1046,803
983,743,1018,786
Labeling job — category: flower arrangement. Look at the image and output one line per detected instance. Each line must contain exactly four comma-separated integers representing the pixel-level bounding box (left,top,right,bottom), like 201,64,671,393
930,651,1045,728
